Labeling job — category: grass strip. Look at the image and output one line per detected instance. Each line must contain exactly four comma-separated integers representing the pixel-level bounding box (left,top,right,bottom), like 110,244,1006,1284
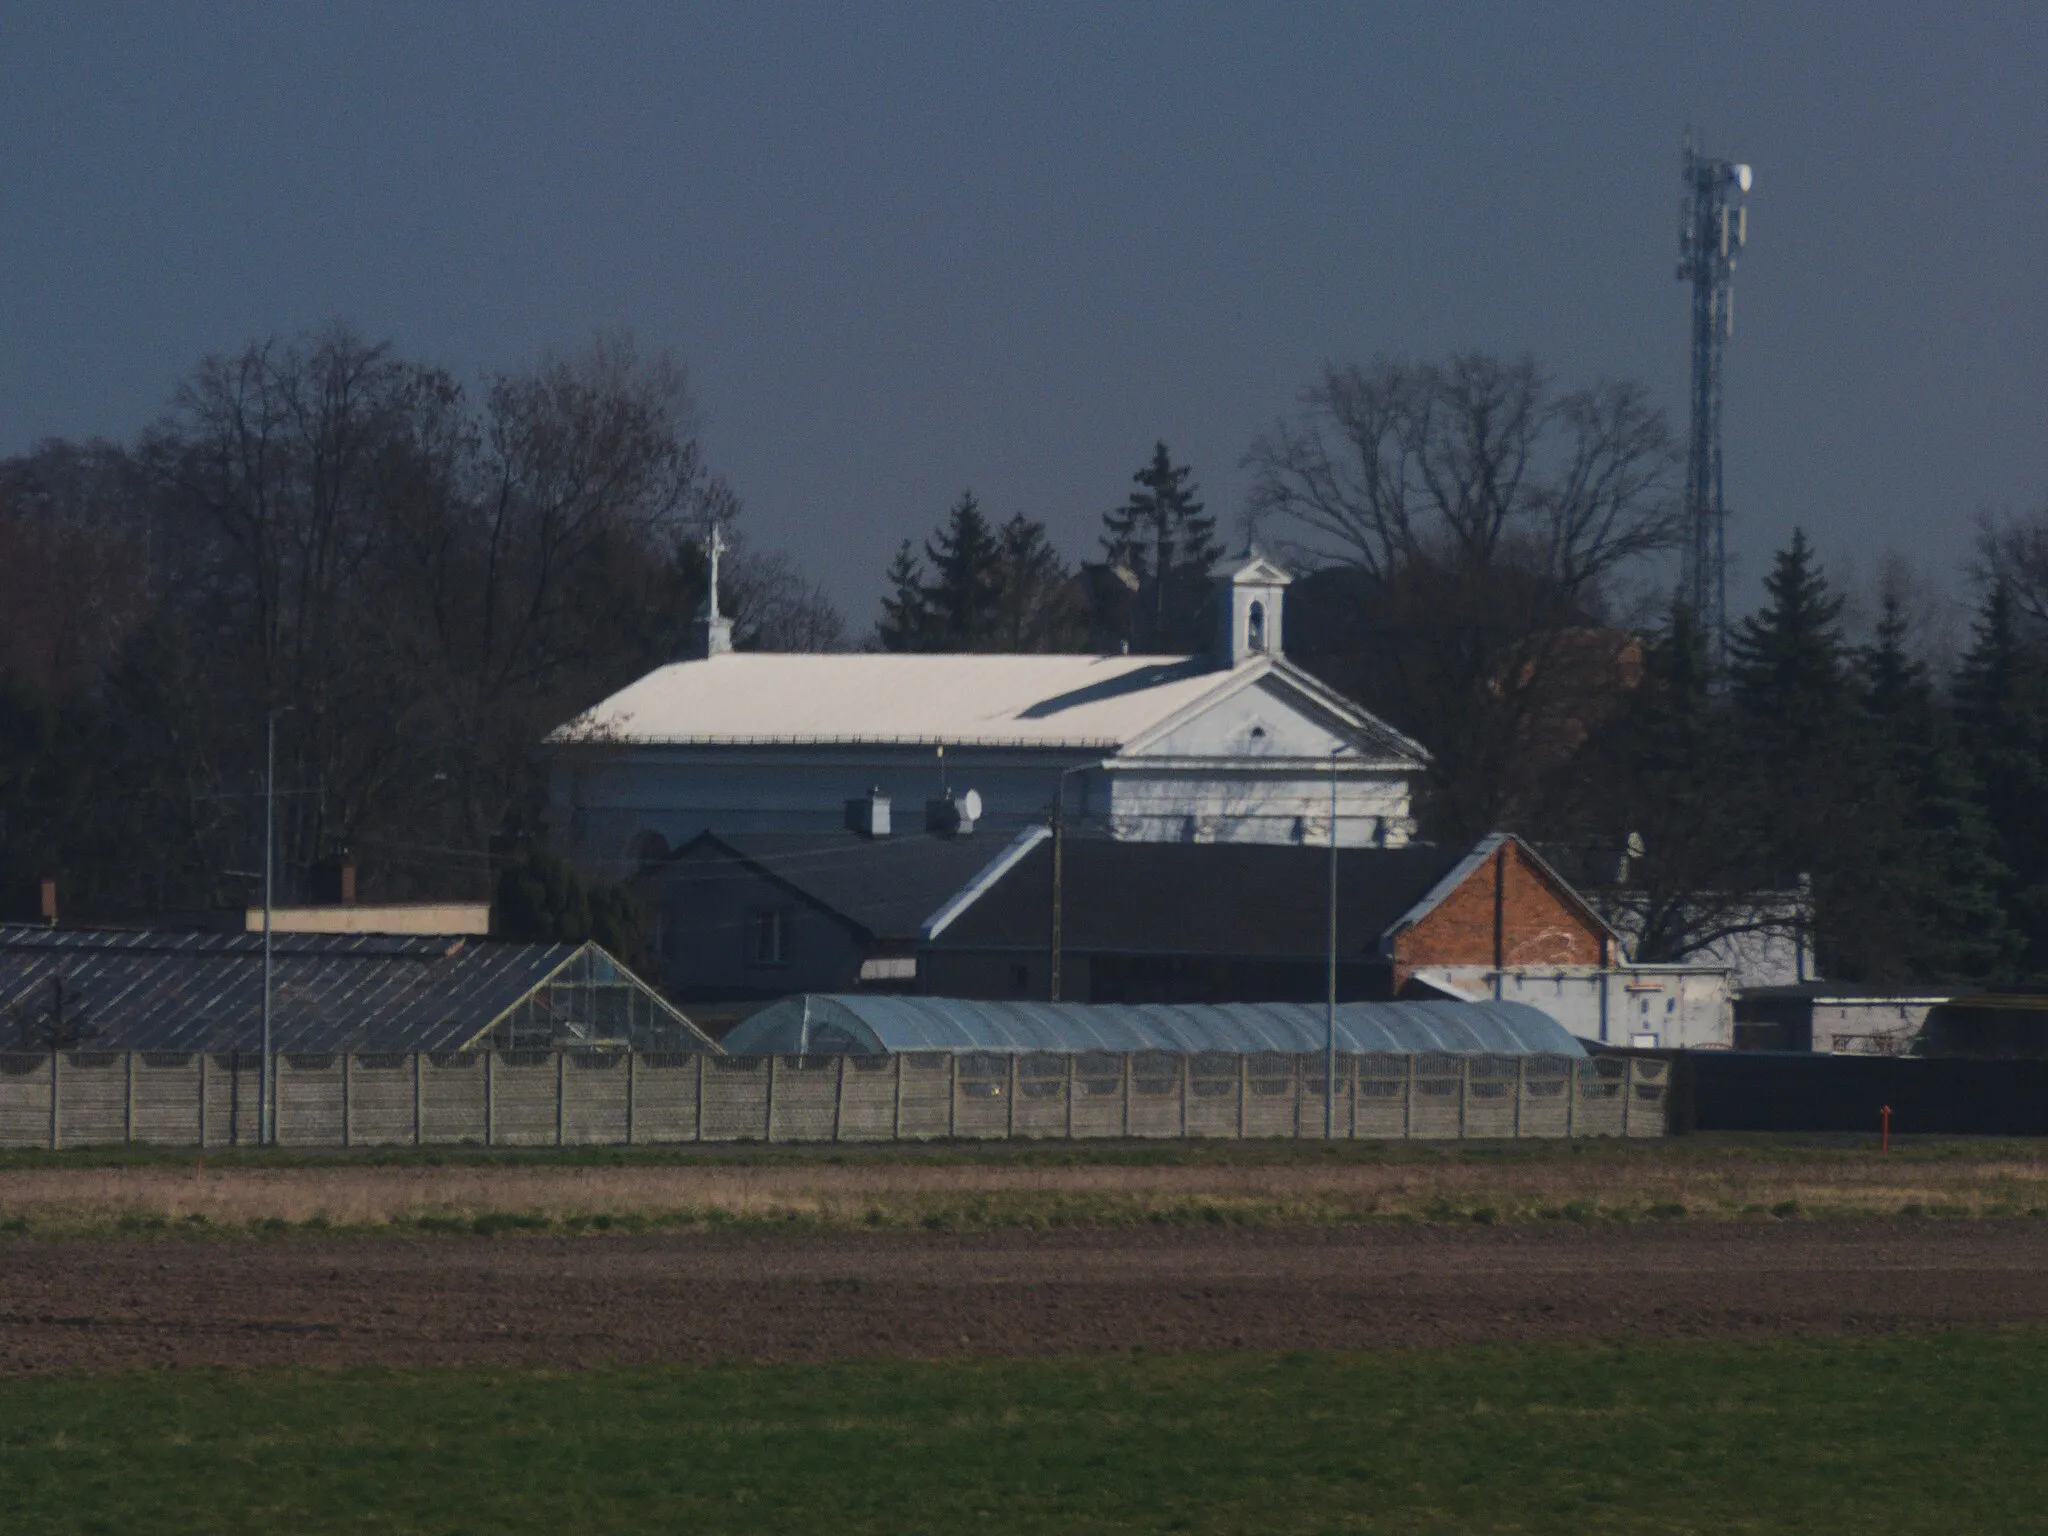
2,1333,2044,1533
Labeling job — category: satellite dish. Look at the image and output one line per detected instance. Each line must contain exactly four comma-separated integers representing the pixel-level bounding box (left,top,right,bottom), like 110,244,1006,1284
959,789,983,822
1734,163,1753,193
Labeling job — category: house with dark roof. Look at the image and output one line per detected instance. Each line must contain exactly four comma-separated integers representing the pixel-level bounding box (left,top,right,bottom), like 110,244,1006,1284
918,831,1629,1007
639,827,1036,1013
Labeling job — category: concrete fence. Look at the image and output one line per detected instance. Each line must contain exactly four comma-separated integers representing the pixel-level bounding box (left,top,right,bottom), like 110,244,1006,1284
0,1049,1668,1149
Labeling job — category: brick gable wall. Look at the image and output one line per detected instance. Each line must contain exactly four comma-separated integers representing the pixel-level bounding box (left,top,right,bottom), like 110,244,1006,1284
1392,840,1608,986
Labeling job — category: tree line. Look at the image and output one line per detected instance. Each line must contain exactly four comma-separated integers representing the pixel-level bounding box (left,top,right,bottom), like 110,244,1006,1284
0,326,844,921
5,326,2044,990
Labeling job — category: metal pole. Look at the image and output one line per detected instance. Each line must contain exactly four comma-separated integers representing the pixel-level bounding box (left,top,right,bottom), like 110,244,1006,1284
1326,747,1339,1139
1049,792,1065,1002
261,707,276,1147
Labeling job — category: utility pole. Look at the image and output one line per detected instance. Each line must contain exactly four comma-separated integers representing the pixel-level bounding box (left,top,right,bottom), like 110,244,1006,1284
1048,765,1090,1002
1326,747,1340,1140
260,707,278,1147
1676,135,1753,666
1049,790,1065,1002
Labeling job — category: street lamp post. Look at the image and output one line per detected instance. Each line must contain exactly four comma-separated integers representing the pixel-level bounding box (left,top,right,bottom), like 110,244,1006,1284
1326,746,1341,1140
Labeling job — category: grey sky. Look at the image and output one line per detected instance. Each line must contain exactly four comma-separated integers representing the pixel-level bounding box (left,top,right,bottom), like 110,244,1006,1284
3,3,2044,627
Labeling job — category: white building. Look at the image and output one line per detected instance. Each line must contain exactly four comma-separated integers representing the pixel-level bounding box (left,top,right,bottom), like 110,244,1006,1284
544,552,1431,882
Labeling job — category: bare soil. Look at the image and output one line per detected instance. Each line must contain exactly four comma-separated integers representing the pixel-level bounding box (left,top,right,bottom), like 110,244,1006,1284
5,1220,2047,1374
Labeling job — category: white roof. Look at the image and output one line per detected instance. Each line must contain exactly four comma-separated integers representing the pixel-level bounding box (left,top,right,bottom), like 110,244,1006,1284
549,652,1256,749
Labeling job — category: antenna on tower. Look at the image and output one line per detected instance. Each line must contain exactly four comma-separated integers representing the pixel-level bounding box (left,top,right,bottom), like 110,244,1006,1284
1676,133,1751,667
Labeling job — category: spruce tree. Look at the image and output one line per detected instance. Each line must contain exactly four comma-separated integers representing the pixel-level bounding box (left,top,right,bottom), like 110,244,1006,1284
921,492,1003,648
1727,530,1860,973
992,512,1084,651
877,540,932,651
1101,442,1221,651
1576,600,1771,962
1954,581,2048,974
877,497,1085,653
1848,592,2013,982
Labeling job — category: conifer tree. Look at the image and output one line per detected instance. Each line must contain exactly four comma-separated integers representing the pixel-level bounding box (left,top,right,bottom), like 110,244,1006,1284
1847,592,2013,982
877,496,1084,653
991,512,1085,651
876,540,931,651
1954,580,2048,974
1575,600,1772,962
1726,530,1863,973
1101,442,1221,651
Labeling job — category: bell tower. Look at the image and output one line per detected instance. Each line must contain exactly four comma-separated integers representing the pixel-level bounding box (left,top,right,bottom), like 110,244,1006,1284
1210,547,1291,665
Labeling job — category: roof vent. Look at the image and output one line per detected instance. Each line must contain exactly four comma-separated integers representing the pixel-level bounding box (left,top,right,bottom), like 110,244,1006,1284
926,789,982,837
845,790,892,839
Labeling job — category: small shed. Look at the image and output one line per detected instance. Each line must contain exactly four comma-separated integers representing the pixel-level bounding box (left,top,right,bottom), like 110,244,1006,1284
721,994,1585,1057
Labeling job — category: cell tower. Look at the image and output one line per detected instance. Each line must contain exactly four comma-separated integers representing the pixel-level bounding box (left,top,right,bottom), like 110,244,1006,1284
1676,136,1752,664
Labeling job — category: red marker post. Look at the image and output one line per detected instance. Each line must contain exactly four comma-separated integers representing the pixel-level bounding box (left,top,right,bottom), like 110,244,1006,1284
1880,1103,1892,1153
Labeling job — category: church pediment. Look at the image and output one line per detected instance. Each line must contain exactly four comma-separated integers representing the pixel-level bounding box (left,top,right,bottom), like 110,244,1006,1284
1116,659,1427,767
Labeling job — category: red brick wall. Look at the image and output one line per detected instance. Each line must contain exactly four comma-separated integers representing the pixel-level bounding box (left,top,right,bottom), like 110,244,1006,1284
1393,841,1607,986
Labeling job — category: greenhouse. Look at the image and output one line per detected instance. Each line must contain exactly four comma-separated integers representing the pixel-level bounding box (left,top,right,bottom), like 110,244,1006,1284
721,994,1585,1057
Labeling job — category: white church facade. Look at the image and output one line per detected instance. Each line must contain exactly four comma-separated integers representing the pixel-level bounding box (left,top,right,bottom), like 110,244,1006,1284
544,551,1430,882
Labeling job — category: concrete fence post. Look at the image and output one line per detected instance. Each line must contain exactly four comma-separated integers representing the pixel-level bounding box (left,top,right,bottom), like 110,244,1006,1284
555,1050,567,1146
484,1052,496,1147
1566,1059,1578,1139
693,1055,704,1142
1457,1057,1469,1140
832,1055,845,1143
1121,1053,1132,1139
626,1052,637,1147
1403,1055,1414,1140
1621,1057,1633,1137
1178,1055,1188,1139
948,1055,958,1139
124,1050,135,1145
1513,1056,1525,1139
48,1048,59,1151
1064,1053,1075,1139
1237,1055,1247,1140
197,1051,208,1148
1006,1054,1017,1138
766,1053,779,1143
891,1055,904,1140
413,1052,424,1146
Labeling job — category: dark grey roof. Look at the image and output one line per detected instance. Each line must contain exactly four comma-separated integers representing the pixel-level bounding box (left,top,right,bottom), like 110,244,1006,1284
724,994,1585,1056
672,830,1022,941
0,927,706,1053
925,838,1471,959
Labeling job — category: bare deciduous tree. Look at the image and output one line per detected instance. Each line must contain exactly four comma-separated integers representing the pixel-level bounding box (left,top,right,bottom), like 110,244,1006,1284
1246,353,1683,838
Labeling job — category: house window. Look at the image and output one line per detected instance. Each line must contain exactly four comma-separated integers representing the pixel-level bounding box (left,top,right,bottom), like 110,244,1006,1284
1246,600,1266,653
745,908,793,968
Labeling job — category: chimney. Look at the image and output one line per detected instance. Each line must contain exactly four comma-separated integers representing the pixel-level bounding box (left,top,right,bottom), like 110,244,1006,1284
845,790,892,838
38,877,57,927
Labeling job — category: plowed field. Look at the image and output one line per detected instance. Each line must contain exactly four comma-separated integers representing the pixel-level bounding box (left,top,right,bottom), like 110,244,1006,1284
6,1219,2046,1374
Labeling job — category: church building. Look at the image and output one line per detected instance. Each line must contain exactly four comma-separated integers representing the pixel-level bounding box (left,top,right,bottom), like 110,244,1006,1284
544,550,1429,882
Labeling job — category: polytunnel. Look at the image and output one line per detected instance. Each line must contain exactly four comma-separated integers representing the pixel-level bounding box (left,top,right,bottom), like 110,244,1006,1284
721,995,1585,1057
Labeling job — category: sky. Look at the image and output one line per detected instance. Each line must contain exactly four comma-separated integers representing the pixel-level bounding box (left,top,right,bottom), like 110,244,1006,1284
2,3,2044,630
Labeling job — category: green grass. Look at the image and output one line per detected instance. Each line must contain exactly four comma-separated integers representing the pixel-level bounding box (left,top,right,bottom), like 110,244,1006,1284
4,1334,2046,1533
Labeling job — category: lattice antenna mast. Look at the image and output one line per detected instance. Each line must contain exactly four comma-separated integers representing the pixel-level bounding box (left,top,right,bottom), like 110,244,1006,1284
1676,136,1752,665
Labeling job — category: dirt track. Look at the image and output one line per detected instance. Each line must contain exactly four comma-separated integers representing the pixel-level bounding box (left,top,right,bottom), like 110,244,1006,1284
5,1221,2047,1373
